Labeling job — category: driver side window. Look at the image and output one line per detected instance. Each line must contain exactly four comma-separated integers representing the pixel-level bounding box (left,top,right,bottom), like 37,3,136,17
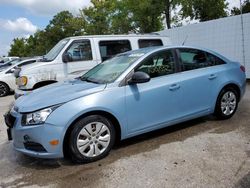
64,40,92,62
136,50,175,78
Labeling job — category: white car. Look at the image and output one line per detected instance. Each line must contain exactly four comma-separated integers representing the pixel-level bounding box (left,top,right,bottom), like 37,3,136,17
0,56,19,64
0,58,39,97
15,34,171,98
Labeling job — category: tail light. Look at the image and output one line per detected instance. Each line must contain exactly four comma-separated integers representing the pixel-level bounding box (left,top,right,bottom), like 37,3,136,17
240,65,245,73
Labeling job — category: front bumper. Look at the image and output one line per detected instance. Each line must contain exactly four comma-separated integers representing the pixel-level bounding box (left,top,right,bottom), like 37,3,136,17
14,89,32,99
5,110,64,159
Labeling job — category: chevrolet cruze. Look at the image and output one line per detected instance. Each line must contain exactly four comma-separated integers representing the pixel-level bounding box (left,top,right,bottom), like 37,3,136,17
4,46,246,163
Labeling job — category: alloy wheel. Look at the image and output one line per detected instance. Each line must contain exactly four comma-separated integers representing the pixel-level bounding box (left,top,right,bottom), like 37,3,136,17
76,122,111,157
220,91,237,116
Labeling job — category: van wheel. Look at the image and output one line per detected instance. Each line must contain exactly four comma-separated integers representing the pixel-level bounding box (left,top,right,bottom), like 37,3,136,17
0,82,10,97
214,87,239,120
69,115,115,163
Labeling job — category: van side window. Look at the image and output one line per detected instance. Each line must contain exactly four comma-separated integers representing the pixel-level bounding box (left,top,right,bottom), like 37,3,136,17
136,50,175,78
138,39,163,48
65,40,92,62
99,40,131,61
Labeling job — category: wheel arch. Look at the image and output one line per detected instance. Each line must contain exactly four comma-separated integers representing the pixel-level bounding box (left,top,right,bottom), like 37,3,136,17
220,83,241,100
213,82,241,113
63,110,122,157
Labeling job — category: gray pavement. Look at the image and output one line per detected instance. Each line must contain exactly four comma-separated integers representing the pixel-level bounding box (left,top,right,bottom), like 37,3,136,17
0,85,249,188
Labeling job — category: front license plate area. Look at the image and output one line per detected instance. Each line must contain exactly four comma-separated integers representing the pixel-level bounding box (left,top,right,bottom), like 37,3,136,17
7,128,12,141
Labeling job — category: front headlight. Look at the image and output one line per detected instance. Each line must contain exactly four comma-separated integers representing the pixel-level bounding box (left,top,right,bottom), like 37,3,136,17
22,106,59,126
17,76,28,86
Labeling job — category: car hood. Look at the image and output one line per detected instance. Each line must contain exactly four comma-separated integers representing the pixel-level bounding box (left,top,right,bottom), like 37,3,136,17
15,79,106,113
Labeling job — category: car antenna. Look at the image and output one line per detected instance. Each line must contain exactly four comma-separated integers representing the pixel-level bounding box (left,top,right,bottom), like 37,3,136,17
182,35,188,46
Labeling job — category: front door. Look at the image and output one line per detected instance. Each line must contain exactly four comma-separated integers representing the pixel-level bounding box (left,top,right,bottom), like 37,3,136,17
125,49,182,134
62,39,97,79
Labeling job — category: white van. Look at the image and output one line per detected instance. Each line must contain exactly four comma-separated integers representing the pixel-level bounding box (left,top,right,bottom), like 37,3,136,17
15,34,171,98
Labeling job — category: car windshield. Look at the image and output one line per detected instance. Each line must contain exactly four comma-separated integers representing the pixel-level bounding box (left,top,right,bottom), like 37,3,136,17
81,52,145,84
0,59,20,67
8,59,21,65
43,39,70,62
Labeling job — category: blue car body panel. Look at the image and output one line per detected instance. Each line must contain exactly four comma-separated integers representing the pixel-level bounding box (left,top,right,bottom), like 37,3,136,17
8,46,246,158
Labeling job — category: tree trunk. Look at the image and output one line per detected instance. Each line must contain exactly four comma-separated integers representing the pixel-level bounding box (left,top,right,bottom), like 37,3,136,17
165,0,171,29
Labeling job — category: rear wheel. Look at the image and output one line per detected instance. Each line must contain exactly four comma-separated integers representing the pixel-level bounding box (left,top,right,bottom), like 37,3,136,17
68,115,115,163
214,87,239,119
0,82,10,97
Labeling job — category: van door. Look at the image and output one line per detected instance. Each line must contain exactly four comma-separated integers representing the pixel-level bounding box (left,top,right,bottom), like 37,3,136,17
62,39,97,78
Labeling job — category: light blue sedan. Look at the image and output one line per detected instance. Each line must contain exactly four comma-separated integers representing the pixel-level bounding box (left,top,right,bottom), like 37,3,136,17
4,46,246,163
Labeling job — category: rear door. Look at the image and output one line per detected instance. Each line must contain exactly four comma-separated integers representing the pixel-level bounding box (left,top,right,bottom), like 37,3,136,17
175,48,219,117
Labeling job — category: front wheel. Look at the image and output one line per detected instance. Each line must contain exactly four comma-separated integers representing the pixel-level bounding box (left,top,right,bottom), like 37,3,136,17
68,115,115,163
214,87,239,120
0,82,10,97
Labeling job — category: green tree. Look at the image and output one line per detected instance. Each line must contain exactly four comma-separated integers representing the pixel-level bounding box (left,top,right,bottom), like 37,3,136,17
81,0,164,34
9,11,85,57
44,11,85,52
9,38,27,57
126,0,164,33
231,0,250,15
181,0,228,22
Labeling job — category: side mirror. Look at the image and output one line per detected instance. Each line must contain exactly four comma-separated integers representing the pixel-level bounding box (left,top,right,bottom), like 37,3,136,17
62,53,71,63
14,67,21,77
6,68,16,74
10,68,15,73
128,71,150,85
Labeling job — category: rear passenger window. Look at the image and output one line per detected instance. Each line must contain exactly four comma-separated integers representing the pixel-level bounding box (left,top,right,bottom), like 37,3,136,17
136,50,175,78
206,52,225,66
99,40,131,61
138,39,163,48
179,48,211,71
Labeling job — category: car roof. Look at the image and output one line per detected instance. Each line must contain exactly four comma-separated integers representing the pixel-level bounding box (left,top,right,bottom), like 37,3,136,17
120,45,230,62
65,34,169,40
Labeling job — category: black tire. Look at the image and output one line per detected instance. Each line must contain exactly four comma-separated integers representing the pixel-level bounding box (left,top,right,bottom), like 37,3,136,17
0,82,10,97
214,87,239,120
68,115,115,163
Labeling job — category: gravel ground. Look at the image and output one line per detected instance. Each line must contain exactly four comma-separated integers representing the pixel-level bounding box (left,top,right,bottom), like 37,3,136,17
0,85,249,188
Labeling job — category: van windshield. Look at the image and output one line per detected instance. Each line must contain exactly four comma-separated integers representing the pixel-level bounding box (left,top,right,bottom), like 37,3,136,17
43,39,70,62
81,52,145,84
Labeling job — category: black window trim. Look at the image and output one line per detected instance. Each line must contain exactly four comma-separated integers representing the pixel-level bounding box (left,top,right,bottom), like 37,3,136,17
176,48,226,72
119,48,178,87
62,39,93,62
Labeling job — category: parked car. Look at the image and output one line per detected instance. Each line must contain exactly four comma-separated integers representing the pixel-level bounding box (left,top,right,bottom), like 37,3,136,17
5,46,246,163
0,56,19,64
14,34,171,98
0,58,40,97
0,58,21,68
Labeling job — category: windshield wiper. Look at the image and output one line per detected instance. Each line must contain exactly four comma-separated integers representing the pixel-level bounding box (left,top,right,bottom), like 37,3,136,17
81,77,100,84
41,56,51,62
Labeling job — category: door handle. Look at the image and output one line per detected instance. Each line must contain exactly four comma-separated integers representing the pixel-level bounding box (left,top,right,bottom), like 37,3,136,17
169,84,180,91
208,74,217,80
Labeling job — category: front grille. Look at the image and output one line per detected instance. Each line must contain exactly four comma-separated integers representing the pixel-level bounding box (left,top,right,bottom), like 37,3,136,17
24,142,47,152
4,112,16,128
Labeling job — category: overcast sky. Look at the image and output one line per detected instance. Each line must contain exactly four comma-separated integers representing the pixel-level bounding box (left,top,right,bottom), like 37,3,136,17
0,0,241,56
